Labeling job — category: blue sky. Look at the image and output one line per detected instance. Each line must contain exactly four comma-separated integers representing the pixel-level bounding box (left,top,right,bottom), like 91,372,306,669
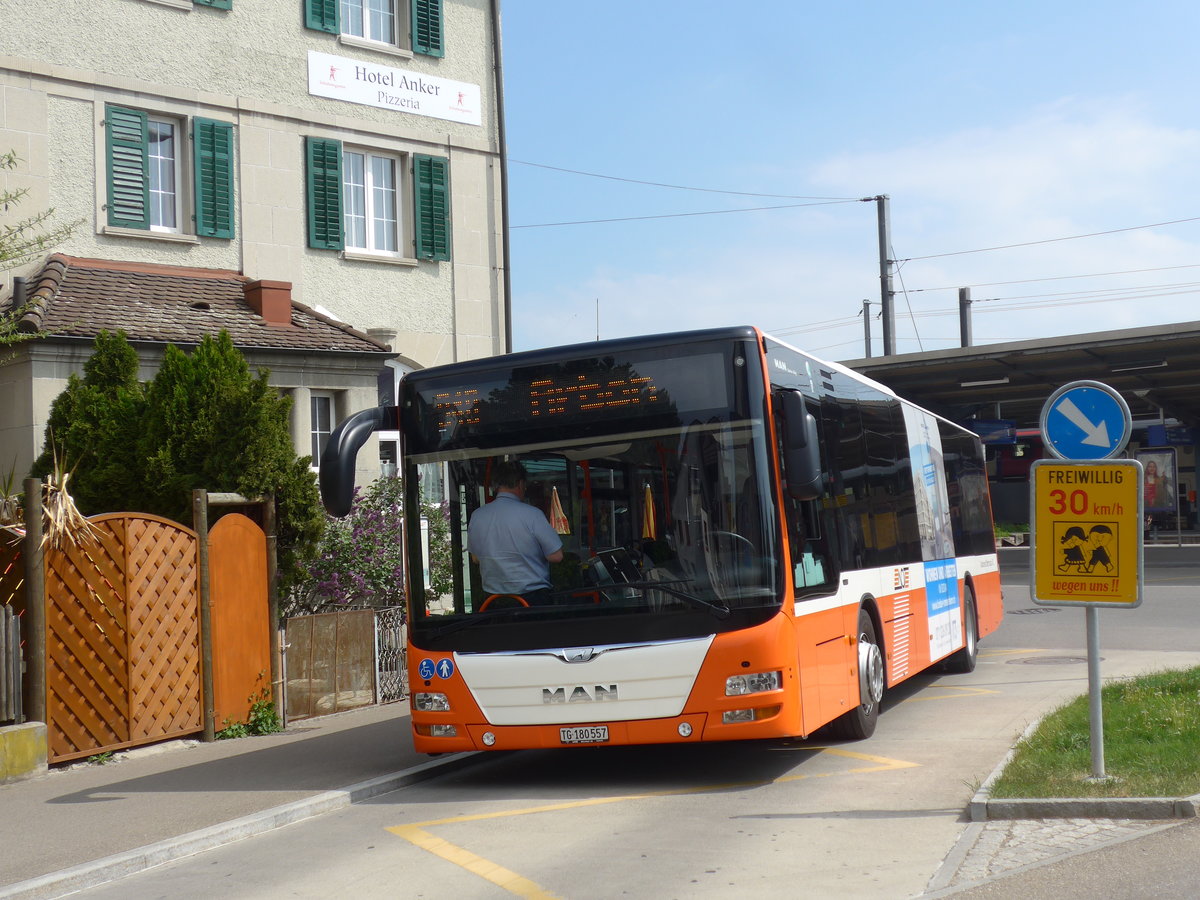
499,2,1200,360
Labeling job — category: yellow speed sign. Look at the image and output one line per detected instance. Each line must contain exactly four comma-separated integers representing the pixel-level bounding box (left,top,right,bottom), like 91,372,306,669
1031,459,1144,607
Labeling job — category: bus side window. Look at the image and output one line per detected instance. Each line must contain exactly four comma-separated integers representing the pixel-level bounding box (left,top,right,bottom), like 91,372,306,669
795,544,826,588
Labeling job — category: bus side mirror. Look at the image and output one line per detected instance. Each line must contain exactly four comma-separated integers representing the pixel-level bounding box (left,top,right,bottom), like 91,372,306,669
780,390,822,501
319,406,397,517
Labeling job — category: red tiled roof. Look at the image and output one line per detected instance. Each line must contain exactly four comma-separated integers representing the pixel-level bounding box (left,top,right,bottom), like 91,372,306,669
5,255,390,354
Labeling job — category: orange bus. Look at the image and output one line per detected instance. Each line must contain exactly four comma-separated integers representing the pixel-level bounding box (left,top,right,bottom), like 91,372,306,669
320,326,1002,752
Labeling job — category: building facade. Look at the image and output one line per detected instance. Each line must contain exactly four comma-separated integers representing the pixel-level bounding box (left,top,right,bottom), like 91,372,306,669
0,0,506,479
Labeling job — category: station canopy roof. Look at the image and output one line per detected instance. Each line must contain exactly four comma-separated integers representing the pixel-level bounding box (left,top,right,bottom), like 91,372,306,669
839,320,1200,431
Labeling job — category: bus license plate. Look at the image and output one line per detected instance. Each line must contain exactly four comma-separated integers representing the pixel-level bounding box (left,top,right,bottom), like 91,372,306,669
560,725,609,744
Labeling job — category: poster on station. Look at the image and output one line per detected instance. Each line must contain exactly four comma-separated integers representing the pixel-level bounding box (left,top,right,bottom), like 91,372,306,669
1030,459,1144,607
1136,447,1177,515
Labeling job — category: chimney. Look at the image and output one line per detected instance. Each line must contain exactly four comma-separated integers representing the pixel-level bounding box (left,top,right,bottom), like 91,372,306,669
367,327,397,350
244,280,293,326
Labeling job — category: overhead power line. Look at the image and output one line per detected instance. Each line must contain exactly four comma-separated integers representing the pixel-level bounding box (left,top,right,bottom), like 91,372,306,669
508,158,858,201
911,262,1200,293
510,199,859,229
900,215,1200,262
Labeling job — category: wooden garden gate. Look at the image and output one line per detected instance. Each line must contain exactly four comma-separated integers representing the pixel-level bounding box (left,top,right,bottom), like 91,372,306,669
44,514,202,762
208,513,271,727
4,501,273,762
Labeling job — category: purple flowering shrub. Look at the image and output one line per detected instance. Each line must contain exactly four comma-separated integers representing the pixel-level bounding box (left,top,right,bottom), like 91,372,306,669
297,476,452,616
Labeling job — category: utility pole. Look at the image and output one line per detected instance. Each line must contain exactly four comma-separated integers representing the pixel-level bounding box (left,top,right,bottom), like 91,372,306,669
861,300,873,358
959,287,973,347
873,195,896,356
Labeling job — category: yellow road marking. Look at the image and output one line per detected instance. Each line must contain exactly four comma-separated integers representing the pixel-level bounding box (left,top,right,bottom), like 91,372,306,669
386,746,918,895
388,825,561,899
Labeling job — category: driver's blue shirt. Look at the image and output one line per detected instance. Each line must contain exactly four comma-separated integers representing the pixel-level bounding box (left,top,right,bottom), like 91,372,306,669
467,492,563,596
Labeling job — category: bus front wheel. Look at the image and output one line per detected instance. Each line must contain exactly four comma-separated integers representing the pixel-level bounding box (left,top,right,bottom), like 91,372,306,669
833,609,884,740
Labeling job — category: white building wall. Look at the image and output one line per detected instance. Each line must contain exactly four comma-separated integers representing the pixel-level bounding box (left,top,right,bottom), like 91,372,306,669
0,0,505,372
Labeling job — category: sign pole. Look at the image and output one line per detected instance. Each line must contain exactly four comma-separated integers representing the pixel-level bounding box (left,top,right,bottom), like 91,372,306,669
1034,379,1141,785
1085,607,1105,779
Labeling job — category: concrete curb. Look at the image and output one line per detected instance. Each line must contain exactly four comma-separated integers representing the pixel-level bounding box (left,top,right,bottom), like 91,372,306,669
0,723,47,785
968,717,1200,821
0,751,487,900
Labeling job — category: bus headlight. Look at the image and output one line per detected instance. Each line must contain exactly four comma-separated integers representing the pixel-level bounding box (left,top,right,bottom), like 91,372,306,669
414,692,451,711
725,671,782,696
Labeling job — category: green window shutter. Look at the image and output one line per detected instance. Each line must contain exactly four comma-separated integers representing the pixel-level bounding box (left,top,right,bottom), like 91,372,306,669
411,0,443,57
413,154,450,261
193,119,235,239
305,0,338,33
194,0,232,9
306,137,344,250
105,105,150,230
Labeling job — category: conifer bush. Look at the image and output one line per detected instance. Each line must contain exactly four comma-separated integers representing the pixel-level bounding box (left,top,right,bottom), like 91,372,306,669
33,330,324,599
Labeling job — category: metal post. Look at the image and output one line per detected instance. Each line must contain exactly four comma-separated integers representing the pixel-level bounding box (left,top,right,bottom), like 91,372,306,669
263,494,282,718
490,0,512,354
959,287,973,348
22,478,45,725
875,195,895,356
862,300,872,358
192,490,215,742
1086,607,1106,779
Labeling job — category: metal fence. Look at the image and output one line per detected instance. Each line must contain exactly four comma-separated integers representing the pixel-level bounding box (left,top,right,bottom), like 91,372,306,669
284,606,408,722
1,605,21,726
375,606,407,704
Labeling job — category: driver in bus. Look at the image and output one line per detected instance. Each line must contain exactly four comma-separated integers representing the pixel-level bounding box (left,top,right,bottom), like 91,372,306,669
467,461,564,605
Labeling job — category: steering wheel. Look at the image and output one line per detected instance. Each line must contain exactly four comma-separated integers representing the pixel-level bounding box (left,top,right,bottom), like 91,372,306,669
712,530,756,562
478,593,530,612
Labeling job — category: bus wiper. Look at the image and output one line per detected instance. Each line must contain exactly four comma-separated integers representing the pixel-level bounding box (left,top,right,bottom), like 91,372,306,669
616,580,731,619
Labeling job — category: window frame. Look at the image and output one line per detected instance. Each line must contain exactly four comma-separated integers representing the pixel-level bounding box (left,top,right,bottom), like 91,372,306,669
311,391,336,468
342,146,403,257
147,114,183,234
340,0,401,48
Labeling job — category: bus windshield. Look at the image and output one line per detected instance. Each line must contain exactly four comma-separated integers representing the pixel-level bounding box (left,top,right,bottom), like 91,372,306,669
401,336,782,652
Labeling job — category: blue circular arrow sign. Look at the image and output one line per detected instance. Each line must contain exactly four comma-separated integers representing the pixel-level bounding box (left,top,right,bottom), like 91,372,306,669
1040,380,1132,460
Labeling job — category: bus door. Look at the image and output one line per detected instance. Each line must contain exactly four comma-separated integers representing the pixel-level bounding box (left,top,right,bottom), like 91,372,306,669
777,385,848,734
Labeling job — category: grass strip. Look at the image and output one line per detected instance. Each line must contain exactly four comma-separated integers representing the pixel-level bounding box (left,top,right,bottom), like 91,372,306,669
989,665,1200,798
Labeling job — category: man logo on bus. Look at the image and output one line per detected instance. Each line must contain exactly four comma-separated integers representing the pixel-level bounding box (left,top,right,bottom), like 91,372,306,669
893,567,911,590
543,685,619,704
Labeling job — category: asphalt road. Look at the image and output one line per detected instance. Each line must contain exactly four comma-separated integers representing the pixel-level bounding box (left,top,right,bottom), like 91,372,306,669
61,548,1200,899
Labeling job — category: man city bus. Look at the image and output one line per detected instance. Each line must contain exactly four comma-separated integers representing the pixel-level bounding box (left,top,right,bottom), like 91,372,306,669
319,326,1002,752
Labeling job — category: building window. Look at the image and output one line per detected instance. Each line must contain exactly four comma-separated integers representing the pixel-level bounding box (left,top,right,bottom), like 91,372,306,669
104,105,234,238
305,137,450,261
311,392,335,466
148,118,179,231
341,0,395,44
305,0,443,57
344,150,399,254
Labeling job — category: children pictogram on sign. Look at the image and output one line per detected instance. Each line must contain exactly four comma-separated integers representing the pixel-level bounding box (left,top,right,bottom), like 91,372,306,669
1055,523,1117,575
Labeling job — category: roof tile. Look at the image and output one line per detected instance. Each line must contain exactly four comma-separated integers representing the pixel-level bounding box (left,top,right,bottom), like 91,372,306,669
2,255,390,354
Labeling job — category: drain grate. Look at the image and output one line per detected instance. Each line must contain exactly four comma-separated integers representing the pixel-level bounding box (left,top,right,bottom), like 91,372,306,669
1008,656,1091,665
1009,607,1062,615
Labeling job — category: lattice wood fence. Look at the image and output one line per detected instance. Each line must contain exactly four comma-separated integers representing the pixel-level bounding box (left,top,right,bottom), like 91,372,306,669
42,514,202,762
